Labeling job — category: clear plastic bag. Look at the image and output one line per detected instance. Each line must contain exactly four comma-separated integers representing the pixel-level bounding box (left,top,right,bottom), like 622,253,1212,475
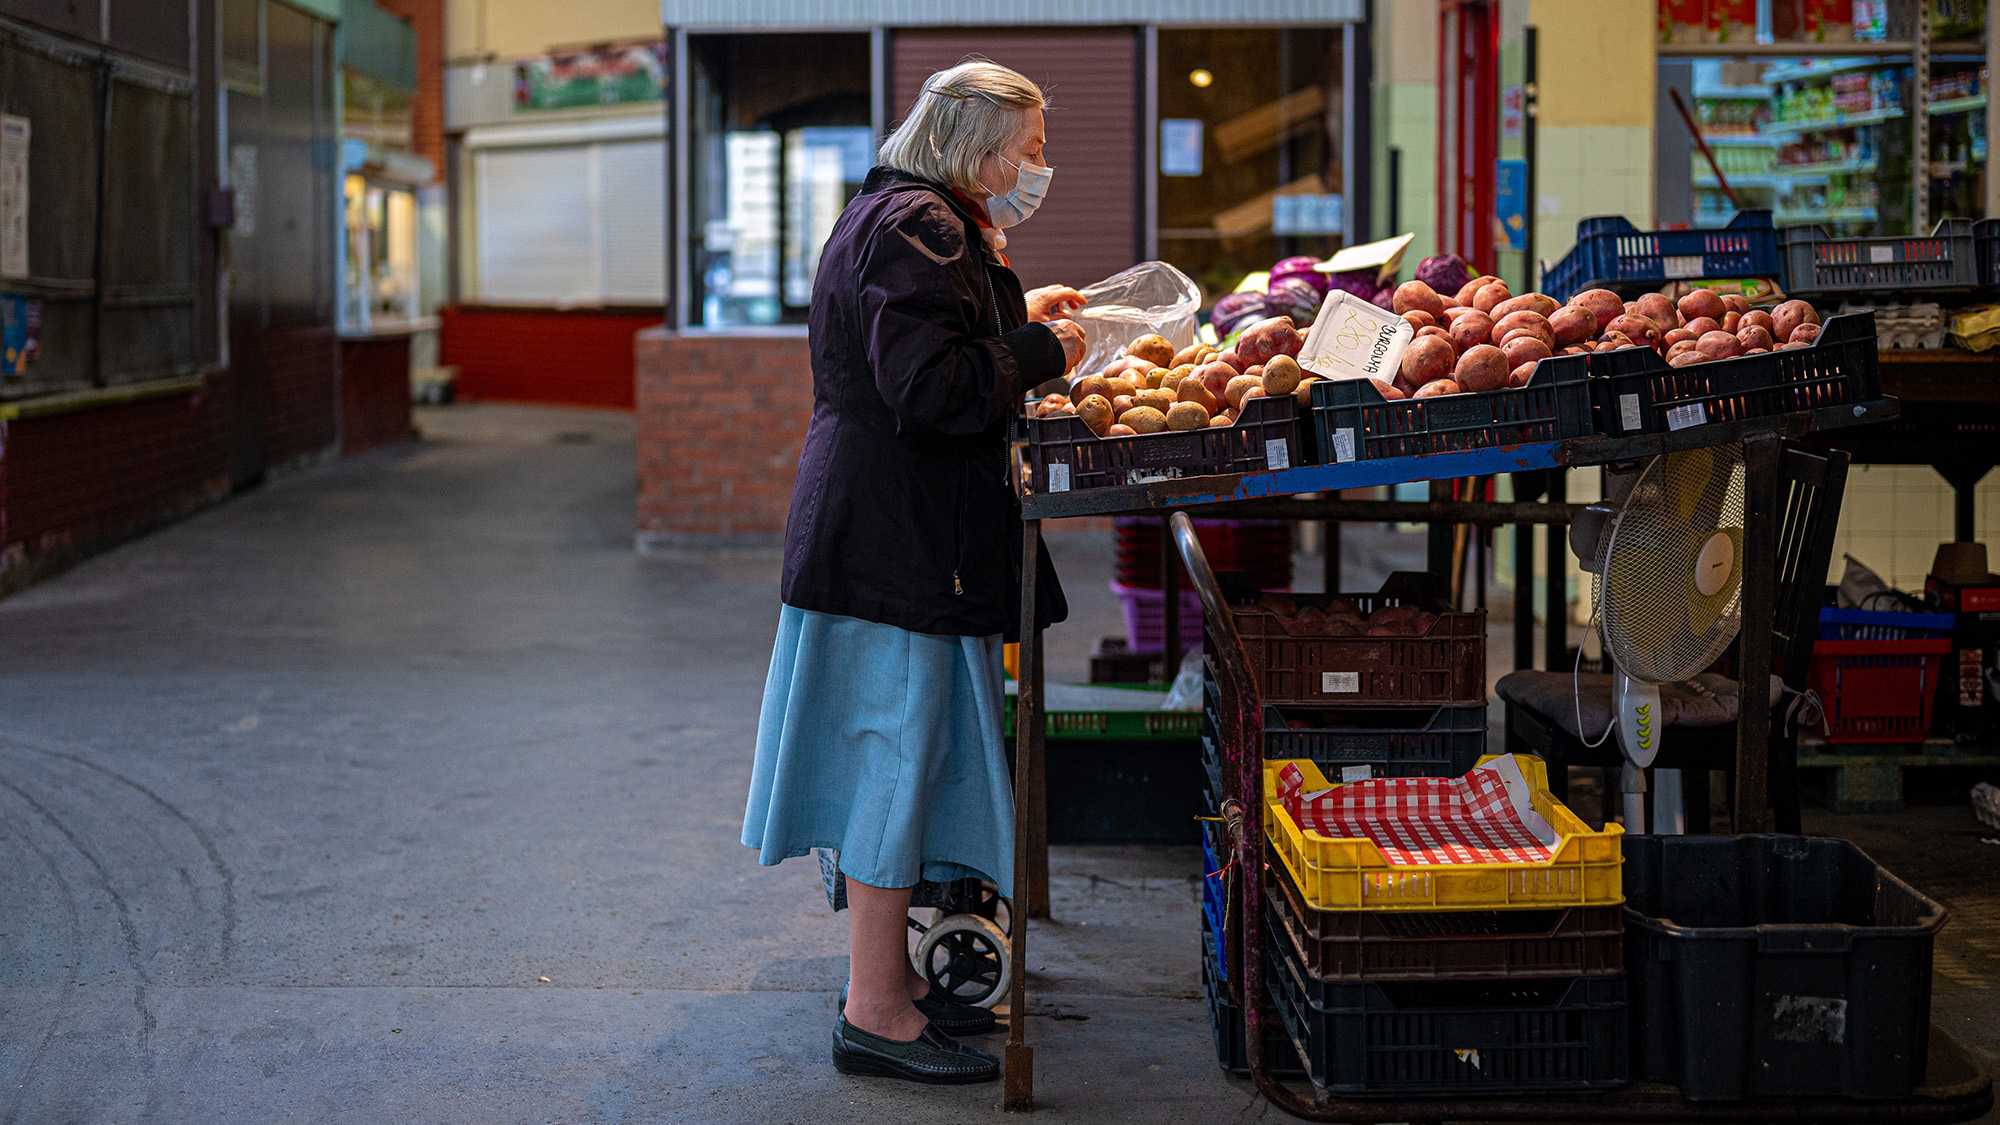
1070,260,1202,377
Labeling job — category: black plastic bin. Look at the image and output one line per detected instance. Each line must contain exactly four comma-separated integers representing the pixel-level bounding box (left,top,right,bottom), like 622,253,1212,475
1203,919,1305,1077
1622,834,1948,1101
1267,900,1630,1094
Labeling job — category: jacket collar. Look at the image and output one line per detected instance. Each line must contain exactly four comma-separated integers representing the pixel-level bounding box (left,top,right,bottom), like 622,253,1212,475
861,166,1001,260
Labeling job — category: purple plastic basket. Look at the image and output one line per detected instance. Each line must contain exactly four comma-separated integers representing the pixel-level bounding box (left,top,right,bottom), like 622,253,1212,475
1111,579,1204,655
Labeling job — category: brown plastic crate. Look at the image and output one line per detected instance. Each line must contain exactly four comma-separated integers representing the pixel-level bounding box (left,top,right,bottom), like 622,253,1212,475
1025,394,1300,494
1268,865,1623,982
1215,573,1486,708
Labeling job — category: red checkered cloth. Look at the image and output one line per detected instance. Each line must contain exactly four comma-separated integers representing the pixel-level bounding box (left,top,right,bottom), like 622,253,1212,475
1276,760,1556,866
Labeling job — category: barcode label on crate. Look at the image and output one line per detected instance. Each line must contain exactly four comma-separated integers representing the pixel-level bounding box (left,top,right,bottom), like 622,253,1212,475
1264,438,1290,471
1340,765,1373,783
1666,402,1707,431
1321,671,1360,693
1619,393,1642,432
1047,463,1071,492
1333,427,1356,463
1663,255,1702,278
1870,245,1896,264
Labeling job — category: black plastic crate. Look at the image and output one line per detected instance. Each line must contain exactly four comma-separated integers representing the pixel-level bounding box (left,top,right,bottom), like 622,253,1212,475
1622,834,1947,1101
1976,218,2000,289
1204,920,1306,1077
1267,910,1630,1095
1587,311,1879,438
1026,394,1299,493
1779,219,1980,300
1270,868,1624,982
1261,703,1486,779
1310,357,1593,463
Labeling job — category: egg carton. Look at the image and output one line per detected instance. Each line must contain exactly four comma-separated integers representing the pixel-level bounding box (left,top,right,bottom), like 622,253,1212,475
1839,301,1945,350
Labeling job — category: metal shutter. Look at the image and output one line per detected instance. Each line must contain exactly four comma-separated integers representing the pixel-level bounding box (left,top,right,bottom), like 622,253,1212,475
475,145,596,304
596,139,665,304
890,28,1138,292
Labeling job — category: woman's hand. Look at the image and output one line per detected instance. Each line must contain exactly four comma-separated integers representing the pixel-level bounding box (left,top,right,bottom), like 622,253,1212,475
1046,318,1086,372
1025,285,1086,323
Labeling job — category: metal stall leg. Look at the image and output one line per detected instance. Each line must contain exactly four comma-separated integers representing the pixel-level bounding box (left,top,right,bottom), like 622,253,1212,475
1323,518,1341,594
1734,435,1781,834
1544,469,1568,673
1006,519,1043,1112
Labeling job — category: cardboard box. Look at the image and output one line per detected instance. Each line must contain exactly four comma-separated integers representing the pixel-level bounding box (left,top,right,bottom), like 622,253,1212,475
1707,0,1757,42
1660,0,1707,44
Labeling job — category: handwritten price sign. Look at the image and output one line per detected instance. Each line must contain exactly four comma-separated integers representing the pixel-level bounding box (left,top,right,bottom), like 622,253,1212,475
1298,290,1412,384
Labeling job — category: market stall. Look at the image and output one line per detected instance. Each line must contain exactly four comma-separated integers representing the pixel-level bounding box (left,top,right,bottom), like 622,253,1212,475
992,234,1997,1119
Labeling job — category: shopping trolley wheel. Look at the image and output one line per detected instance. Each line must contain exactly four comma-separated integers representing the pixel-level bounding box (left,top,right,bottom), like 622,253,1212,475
913,913,1010,1009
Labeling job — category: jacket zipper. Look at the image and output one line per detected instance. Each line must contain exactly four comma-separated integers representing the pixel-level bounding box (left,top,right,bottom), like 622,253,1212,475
985,267,1003,337
953,462,968,595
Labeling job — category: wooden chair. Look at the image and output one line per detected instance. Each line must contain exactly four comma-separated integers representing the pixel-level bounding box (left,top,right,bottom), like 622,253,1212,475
1502,444,1851,834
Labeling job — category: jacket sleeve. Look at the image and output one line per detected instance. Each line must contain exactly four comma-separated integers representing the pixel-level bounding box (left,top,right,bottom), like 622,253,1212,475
856,197,1067,437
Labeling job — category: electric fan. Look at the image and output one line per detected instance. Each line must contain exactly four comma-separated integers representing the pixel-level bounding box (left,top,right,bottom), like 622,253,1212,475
1572,444,1746,831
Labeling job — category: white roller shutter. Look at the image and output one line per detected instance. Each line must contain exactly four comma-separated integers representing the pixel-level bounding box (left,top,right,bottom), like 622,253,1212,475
468,117,666,306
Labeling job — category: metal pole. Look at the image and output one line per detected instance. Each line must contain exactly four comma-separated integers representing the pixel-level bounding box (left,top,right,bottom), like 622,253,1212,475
1913,3,1931,233
1161,513,1181,682
1734,434,1782,834
1543,468,1568,672
1142,23,1159,262
1005,519,1042,1112
1322,519,1341,593
1523,25,1537,290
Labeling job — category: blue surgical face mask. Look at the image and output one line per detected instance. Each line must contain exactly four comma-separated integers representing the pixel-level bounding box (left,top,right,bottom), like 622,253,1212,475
985,155,1053,228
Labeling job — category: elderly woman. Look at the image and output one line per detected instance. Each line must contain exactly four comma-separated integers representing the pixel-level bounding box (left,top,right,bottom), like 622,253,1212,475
740,61,1086,1085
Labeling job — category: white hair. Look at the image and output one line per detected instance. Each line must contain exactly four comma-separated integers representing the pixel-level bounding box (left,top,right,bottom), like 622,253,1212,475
877,60,1044,195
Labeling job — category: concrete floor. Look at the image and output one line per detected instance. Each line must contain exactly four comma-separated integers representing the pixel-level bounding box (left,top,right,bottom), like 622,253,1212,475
0,401,1994,1123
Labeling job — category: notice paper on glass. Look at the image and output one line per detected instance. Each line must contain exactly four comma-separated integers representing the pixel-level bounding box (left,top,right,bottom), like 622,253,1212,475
0,115,27,279
1298,290,1412,385
1160,119,1202,177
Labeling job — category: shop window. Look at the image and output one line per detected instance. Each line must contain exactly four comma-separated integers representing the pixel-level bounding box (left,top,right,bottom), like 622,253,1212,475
688,33,872,328
1156,28,1343,304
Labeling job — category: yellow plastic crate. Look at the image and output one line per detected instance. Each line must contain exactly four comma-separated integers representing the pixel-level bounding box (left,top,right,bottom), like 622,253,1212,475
1263,755,1624,912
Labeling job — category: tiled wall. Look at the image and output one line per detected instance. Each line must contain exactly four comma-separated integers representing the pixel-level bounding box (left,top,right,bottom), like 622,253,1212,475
1533,126,1656,270
1830,465,2000,589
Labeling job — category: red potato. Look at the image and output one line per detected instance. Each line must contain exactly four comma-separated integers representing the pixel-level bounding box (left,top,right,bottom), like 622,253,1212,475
1244,363,1265,380
1721,311,1742,334
1070,374,1112,401
1449,310,1496,353
1224,374,1262,408
1492,310,1553,347
1549,306,1597,347
1634,292,1677,328
1214,349,1248,373
1666,339,1699,361
1393,372,1422,396
1509,361,1538,388
1491,293,1559,320
1368,377,1407,401
1605,314,1661,345
1745,347,1769,355
1111,394,1136,415
1106,423,1138,436
1235,316,1305,365
1568,289,1626,329
1402,310,1436,331
1778,340,1811,350
1736,324,1774,352
1773,300,1820,343
1697,330,1743,360
1455,275,1500,305
1454,343,1510,392
1677,289,1726,324
1401,334,1456,386
1683,317,1720,338
1240,387,1267,405
1197,361,1236,399
1790,322,1821,345
1472,281,1512,313
1742,309,1775,334
1561,344,1592,356
1498,328,1550,353
1414,379,1464,398
1170,342,1208,367
1441,304,1480,325
1669,350,1707,367
1393,281,1447,318
1415,325,1452,344
1663,327,1698,347
1501,335,1553,369
1720,293,1749,315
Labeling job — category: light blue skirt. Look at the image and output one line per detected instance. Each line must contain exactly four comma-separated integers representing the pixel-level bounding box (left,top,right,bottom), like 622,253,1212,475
742,604,1015,897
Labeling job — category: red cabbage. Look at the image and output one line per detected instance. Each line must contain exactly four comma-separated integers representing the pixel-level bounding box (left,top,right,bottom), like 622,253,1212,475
1264,277,1324,326
1210,290,1266,338
1268,256,1329,299
1414,253,1474,296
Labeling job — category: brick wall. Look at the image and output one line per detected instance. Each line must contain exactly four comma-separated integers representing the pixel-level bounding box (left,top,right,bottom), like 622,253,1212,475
340,335,414,456
0,376,230,594
263,324,340,471
635,328,813,547
374,0,443,185
442,306,655,408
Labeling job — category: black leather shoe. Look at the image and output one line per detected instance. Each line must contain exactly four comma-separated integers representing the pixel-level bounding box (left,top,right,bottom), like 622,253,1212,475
830,1015,1000,1084
841,985,999,1037
915,991,1000,1036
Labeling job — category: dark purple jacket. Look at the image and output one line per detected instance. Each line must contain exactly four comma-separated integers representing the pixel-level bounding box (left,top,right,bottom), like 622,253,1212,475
782,168,1069,639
